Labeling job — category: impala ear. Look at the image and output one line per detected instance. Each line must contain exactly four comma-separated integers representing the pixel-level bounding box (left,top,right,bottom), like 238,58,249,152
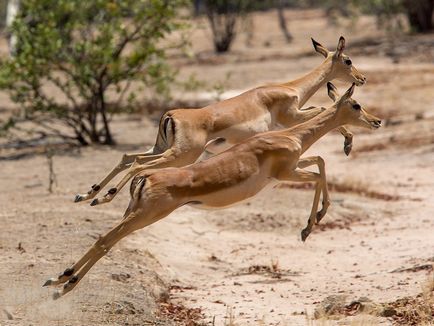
335,36,345,57
327,82,339,102
311,38,328,58
341,83,356,101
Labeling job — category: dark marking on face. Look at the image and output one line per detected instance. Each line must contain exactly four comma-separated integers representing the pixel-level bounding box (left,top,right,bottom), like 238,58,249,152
108,187,117,195
345,59,352,65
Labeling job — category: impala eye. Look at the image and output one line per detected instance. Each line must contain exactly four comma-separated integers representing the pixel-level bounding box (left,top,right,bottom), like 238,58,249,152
353,104,361,110
345,59,352,65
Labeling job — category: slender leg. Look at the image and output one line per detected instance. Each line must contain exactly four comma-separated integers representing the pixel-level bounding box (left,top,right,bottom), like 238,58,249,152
44,202,175,299
337,126,353,156
90,148,191,206
277,157,329,241
44,216,140,299
279,169,322,241
297,156,330,223
74,148,163,203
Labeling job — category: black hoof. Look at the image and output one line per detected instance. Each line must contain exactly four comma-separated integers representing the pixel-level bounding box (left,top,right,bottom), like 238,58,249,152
91,184,101,191
90,199,98,206
316,212,323,223
107,187,117,195
74,194,83,203
301,229,310,242
63,276,78,289
63,267,74,277
344,145,352,156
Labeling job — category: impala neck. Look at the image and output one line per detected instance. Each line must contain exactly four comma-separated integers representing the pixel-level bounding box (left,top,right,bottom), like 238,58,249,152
292,106,342,154
284,59,334,107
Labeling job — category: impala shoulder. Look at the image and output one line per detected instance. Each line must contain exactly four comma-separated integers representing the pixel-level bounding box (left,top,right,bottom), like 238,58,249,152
255,86,298,106
267,134,302,153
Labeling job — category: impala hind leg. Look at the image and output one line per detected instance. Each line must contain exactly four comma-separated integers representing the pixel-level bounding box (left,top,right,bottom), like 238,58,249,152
74,148,162,203
91,148,197,206
44,198,177,298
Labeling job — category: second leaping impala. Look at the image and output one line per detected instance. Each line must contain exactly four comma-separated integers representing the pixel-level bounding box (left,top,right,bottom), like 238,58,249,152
75,36,366,206
45,83,380,299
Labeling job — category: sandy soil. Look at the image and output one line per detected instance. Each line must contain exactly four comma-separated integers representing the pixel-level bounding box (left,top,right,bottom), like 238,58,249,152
1,9,434,326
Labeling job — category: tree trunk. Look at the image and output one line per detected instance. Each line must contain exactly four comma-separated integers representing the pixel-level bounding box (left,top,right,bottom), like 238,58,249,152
277,0,292,43
75,131,89,146
205,0,239,54
87,98,100,144
99,84,115,145
100,103,114,145
6,0,20,56
403,0,434,33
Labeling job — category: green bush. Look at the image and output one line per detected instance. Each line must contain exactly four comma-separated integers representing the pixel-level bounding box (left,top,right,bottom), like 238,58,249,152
0,0,185,145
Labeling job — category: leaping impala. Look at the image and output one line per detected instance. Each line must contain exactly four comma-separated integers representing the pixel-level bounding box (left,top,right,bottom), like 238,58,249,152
74,36,366,206
44,83,381,299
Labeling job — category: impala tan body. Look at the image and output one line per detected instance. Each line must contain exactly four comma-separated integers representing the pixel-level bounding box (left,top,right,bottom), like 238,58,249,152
45,83,381,299
74,36,365,206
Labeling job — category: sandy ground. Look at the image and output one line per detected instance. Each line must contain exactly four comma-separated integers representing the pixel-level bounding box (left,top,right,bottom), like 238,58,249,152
1,9,434,326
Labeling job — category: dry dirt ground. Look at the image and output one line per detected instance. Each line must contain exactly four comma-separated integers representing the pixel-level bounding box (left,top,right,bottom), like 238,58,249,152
1,9,434,326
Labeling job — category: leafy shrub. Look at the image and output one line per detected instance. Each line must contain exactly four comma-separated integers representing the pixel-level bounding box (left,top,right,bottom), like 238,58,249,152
0,0,185,145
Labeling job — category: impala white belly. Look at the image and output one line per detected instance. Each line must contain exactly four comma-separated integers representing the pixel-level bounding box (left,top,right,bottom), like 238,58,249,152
187,174,279,211
212,113,275,143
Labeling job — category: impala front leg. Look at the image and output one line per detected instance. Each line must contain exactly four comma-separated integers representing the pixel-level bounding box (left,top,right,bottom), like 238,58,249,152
299,106,353,156
337,126,353,156
277,168,323,241
297,156,330,223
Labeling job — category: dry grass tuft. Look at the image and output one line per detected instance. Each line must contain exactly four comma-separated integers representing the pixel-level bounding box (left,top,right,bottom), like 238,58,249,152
387,272,434,325
158,301,204,326
312,272,434,325
234,259,301,280
223,306,237,326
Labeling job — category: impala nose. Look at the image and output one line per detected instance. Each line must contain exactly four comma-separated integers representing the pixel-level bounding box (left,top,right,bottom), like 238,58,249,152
355,76,366,86
372,119,382,128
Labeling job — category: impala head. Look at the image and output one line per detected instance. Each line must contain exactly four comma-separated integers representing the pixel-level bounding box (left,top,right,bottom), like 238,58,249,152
312,36,366,86
327,82,381,130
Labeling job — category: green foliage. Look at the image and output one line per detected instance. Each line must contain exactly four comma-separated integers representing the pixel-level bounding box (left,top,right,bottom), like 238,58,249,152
313,0,433,33
0,0,185,145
